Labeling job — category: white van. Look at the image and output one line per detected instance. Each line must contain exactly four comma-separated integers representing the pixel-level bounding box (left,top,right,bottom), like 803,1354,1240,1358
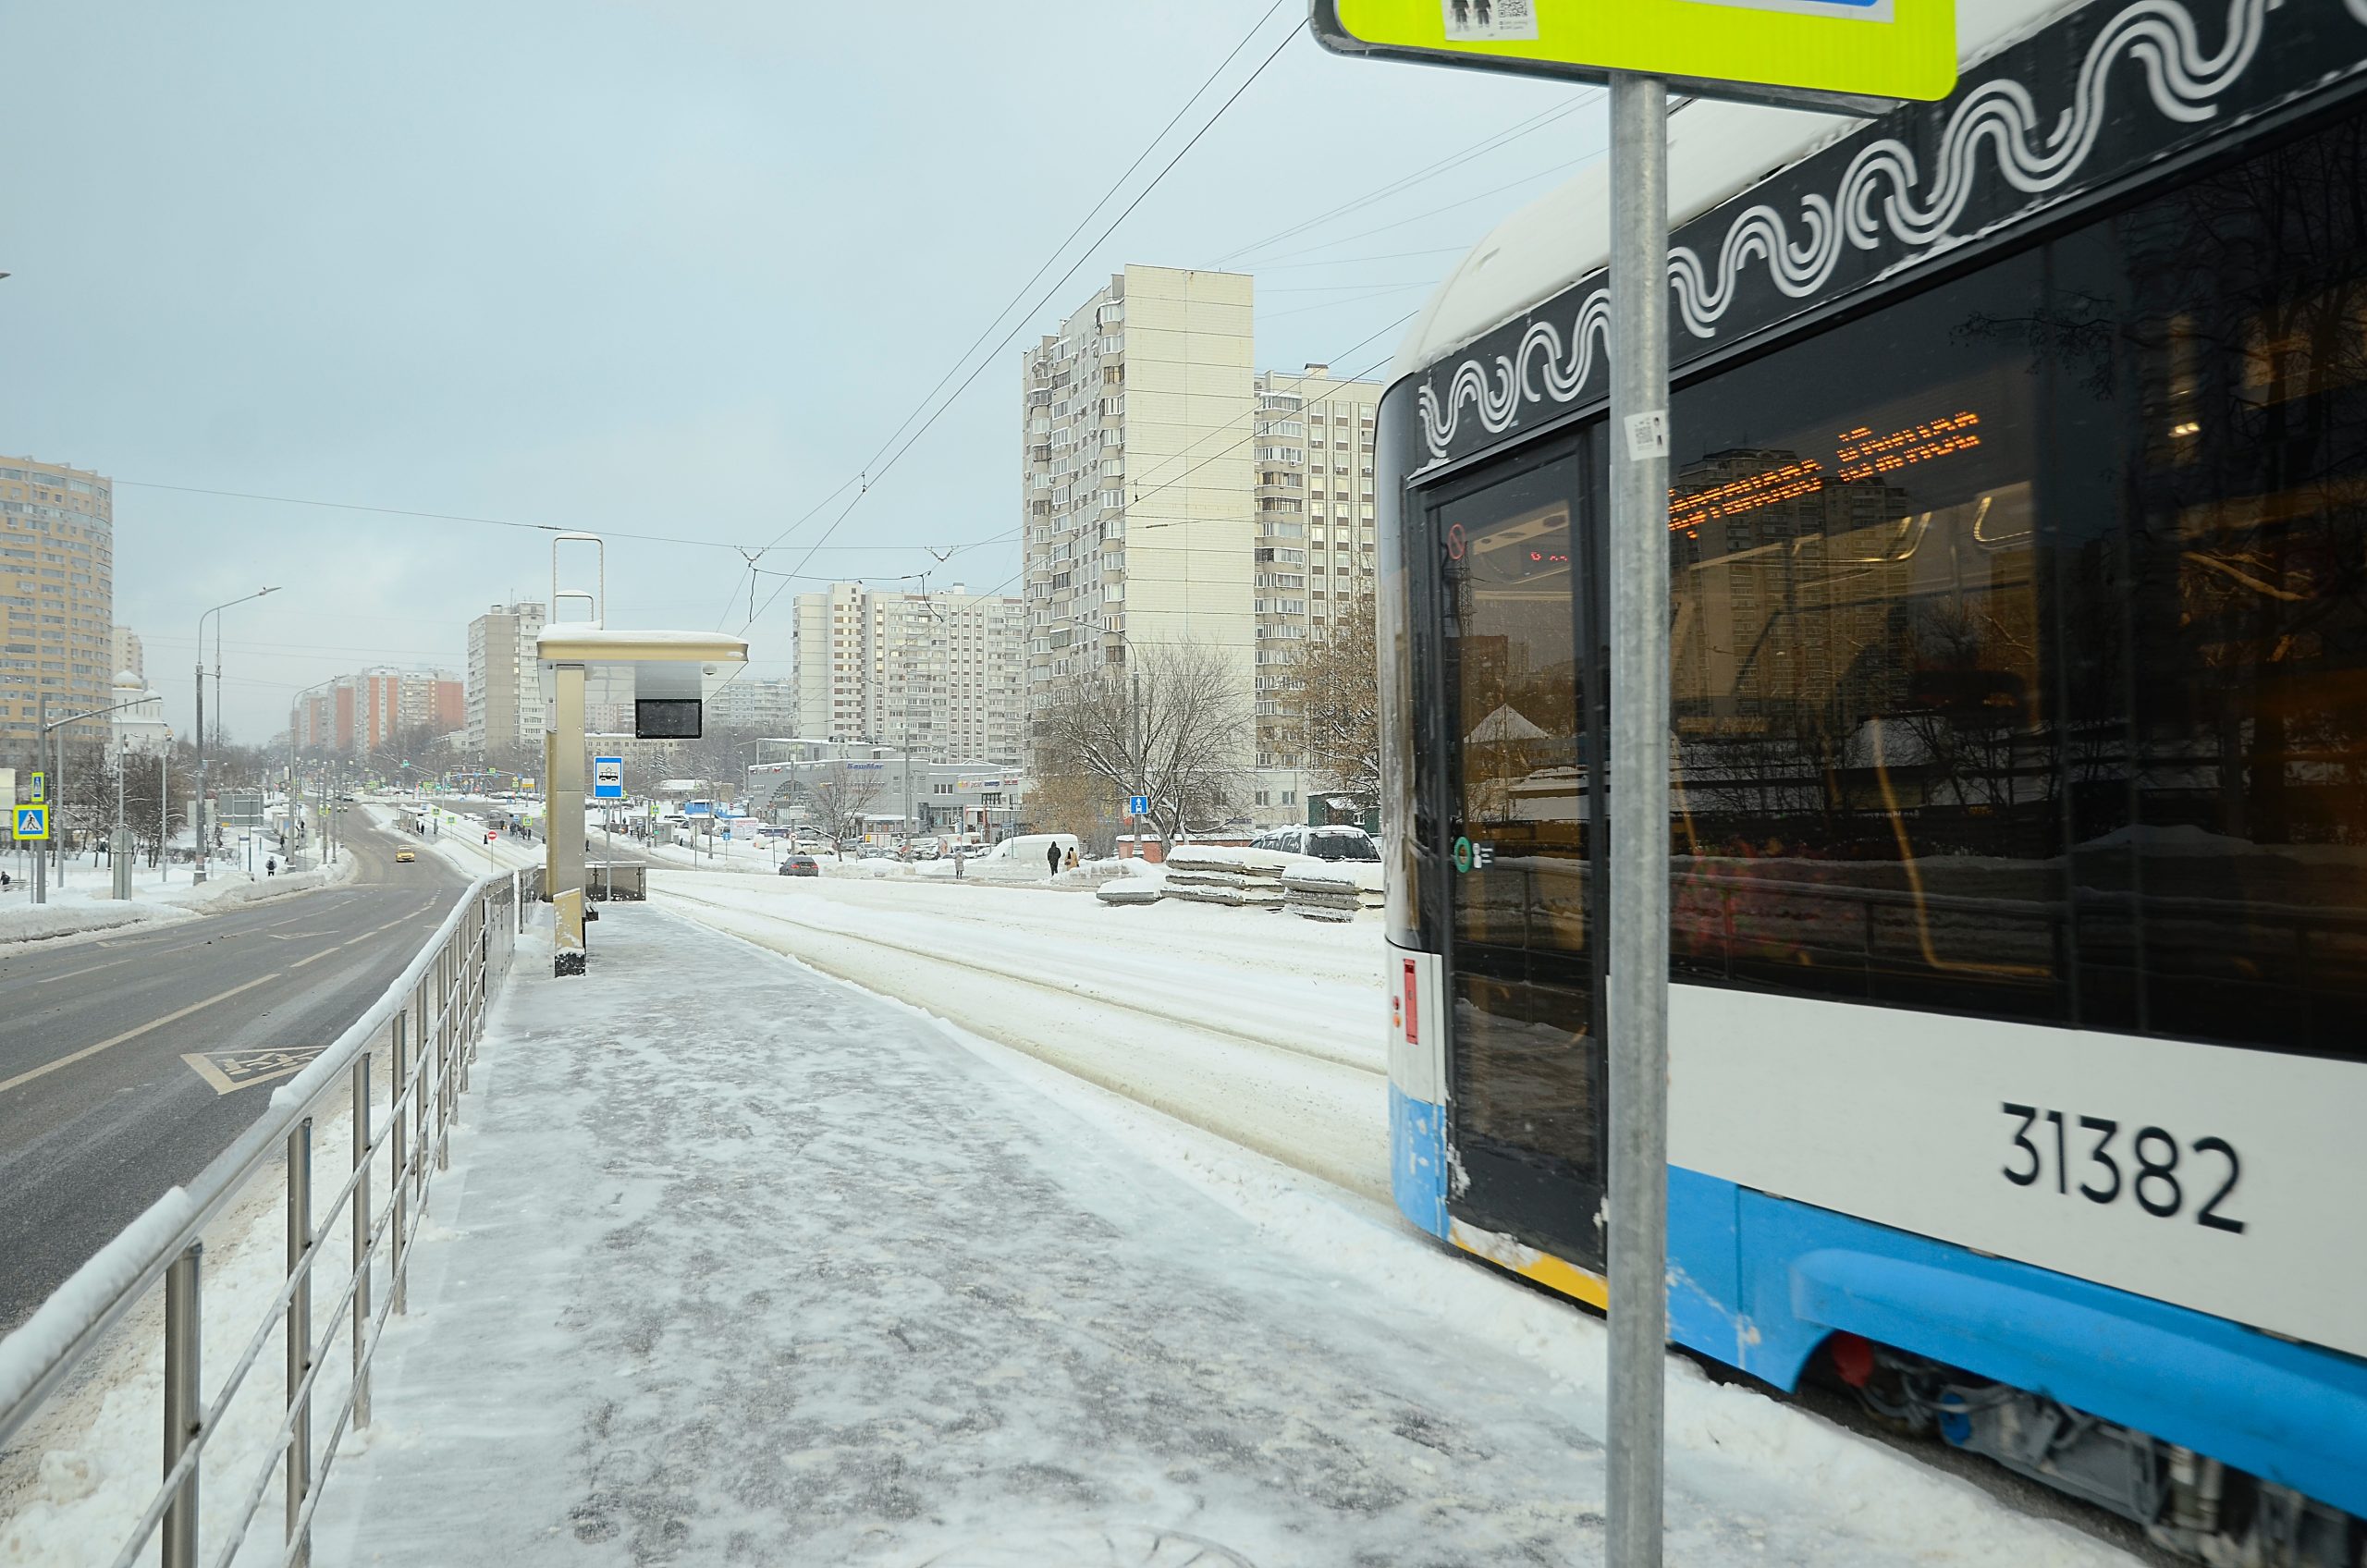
976,832,1082,873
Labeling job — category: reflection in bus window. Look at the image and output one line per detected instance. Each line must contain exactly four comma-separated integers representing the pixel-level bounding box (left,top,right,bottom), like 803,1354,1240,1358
1436,456,1602,1218
1660,107,2367,1058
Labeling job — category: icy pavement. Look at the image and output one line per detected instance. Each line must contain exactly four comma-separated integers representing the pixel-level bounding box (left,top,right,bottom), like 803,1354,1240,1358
315,905,2134,1568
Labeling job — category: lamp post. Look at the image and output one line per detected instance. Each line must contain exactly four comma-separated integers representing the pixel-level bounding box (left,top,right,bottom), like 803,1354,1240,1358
288,675,344,869
33,692,163,905
194,587,279,883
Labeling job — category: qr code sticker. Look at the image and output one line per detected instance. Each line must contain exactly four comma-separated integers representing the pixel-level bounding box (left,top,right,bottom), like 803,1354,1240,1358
1441,0,1539,42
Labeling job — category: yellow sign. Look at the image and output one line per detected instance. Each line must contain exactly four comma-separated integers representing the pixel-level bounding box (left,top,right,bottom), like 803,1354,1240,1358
1316,0,1956,105
12,804,47,840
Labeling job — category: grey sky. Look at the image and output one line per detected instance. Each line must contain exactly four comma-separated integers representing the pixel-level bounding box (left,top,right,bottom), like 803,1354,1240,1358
0,3,1599,744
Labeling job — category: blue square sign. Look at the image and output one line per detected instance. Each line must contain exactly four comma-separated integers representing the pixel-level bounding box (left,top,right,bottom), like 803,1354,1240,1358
593,757,624,801
1127,794,1150,817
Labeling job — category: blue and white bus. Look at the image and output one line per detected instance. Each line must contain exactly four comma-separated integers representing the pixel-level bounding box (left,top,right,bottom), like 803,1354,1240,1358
1375,1,2367,1558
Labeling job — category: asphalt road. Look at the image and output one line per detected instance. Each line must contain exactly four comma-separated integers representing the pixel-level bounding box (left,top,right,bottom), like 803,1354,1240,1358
0,815,470,1332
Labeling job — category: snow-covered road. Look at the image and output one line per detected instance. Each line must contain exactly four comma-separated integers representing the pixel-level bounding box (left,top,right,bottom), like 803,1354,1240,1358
311,905,2133,1568
650,871,1391,1199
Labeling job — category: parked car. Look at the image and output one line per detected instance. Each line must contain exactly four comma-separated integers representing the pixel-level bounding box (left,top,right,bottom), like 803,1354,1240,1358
778,854,819,877
1253,824,1381,862
974,832,1082,871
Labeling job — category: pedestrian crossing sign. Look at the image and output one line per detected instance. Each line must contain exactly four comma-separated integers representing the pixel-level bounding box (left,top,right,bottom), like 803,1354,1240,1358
14,804,48,840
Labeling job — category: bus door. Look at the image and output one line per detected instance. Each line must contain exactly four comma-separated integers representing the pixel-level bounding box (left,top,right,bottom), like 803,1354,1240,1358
1430,445,1608,1268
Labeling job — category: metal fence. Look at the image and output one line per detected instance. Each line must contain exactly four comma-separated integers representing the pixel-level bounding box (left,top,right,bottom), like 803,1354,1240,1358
0,869,533,1567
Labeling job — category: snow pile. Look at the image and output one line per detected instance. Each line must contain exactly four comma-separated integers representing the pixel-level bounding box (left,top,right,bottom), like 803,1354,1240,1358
0,900,193,946
172,856,357,913
1162,849,1285,909
1280,866,1383,923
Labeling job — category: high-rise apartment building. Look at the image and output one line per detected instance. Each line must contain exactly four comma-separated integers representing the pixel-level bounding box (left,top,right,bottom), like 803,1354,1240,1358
292,668,462,754
0,458,115,762
791,582,1025,766
704,674,800,735
1020,266,1256,730
464,602,546,756
112,626,143,680
1250,365,1381,813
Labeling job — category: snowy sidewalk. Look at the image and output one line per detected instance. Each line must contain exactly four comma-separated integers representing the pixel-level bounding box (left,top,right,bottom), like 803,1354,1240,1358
317,905,2128,1568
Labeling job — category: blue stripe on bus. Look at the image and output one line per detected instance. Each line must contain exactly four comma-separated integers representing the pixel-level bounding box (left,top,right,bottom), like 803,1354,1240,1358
1389,1084,1448,1238
1666,1167,2367,1515
1392,1120,2367,1511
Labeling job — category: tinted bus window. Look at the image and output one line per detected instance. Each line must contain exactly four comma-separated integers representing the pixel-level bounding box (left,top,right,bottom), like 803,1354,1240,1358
1662,105,2367,1060
1667,251,2058,1021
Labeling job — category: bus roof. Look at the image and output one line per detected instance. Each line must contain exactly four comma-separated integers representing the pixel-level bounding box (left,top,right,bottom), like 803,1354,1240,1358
1392,0,2084,381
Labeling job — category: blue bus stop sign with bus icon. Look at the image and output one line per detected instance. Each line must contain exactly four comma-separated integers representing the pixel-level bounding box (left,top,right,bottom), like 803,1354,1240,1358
593,757,623,801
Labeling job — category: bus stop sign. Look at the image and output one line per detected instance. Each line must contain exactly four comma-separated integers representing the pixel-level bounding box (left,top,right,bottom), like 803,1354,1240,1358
1312,0,1956,108
594,756,624,801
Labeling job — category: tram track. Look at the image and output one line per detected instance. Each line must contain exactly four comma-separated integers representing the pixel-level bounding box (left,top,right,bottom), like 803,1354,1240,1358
651,884,1392,1203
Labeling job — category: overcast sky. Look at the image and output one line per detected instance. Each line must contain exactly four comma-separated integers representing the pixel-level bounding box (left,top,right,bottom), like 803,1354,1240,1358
0,3,1599,743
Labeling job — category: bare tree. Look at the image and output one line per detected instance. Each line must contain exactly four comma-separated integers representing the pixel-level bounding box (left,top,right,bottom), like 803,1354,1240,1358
799,763,887,858
1285,581,1382,815
1032,639,1250,844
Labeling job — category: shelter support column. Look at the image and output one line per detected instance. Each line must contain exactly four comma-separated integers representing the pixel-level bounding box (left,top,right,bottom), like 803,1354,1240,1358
548,661,586,976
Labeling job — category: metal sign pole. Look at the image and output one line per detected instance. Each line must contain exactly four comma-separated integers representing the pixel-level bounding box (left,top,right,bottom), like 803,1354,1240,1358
1605,70,1672,1568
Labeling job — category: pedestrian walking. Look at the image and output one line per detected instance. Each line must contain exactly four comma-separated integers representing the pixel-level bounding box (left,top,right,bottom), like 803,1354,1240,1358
1047,840,1062,878
1064,846,1079,873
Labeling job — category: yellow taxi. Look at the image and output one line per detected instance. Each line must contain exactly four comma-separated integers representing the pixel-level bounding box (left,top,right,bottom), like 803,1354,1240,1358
394,849,416,864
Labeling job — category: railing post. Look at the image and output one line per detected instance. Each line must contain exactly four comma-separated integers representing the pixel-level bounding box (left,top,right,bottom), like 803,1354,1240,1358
435,948,452,1170
350,1054,372,1430
285,1118,313,1566
162,1242,202,1568
390,1012,408,1316
413,979,432,1193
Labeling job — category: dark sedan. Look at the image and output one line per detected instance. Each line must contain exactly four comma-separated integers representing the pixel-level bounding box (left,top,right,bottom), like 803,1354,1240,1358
778,854,820,877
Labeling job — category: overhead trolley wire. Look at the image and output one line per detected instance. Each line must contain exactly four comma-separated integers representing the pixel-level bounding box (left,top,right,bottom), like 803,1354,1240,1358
1209,91,1600,268
729,11,1310,643
706,0,1297,634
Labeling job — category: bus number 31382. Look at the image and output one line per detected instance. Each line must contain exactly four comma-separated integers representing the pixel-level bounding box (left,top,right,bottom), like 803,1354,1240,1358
1998,1105,2245,1234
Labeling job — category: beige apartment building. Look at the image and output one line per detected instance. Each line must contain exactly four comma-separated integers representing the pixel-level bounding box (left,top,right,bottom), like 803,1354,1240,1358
464,601,546,756
1250,365,1380,815
791,582,1025,767
0,457,116,764
1021,266,1257,736
112,626,143,680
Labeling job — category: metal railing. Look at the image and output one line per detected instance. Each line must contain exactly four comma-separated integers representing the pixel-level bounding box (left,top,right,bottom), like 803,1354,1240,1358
0,868,534,1568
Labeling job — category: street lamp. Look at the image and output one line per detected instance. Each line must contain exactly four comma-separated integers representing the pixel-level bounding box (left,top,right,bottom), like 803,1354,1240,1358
194,587,279,883
288,675,347,869
32,692,166,905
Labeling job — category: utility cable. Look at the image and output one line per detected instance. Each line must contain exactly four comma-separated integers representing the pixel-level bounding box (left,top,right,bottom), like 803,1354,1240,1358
732,15,1309,642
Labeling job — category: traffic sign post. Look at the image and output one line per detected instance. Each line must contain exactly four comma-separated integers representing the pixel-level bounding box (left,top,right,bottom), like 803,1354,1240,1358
593,757,623,802
1311,9,1956,1565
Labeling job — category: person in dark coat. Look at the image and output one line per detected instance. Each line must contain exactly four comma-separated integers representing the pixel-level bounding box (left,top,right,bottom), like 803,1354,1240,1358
1047,840,1062,878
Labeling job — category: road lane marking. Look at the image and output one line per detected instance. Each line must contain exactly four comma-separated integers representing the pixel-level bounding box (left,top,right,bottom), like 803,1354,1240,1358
28,955,145,986
289,948,337,968
0,973,283,1096
183,1045,325,1095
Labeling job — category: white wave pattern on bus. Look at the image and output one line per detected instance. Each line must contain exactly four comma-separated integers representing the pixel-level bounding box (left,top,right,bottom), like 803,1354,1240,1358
1418,0,2312,460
